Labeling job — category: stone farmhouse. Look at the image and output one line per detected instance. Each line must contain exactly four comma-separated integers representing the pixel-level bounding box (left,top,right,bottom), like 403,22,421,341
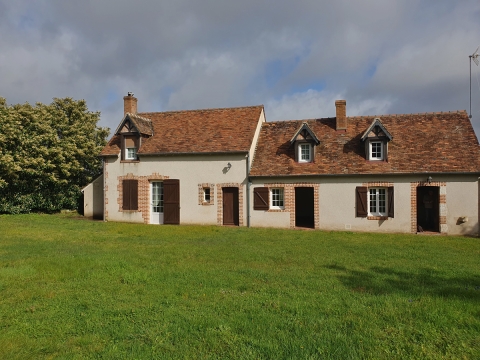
86,93,480,235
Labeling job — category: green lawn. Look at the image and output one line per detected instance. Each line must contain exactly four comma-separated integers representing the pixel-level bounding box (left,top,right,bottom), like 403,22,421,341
0,214,479,359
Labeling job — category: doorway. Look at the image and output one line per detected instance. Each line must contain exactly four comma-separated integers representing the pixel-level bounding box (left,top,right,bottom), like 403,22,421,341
223,187,239,226
417,186,439,232
150,182,164,224
295,187,314,228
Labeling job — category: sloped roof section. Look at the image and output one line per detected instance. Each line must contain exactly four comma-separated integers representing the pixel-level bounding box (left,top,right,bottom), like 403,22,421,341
250,111,480,176
100,105,264,156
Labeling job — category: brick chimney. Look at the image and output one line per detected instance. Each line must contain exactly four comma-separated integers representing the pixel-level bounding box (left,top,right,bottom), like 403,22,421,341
335,100,347,131
124,92,137,115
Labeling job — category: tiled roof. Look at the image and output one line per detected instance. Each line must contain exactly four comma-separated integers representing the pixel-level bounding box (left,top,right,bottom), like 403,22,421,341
100,105,264,156
128,114,154,136
250,111,480,176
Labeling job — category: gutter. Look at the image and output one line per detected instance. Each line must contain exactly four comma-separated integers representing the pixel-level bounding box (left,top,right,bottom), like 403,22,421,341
246,153,250,227
249,171,480,179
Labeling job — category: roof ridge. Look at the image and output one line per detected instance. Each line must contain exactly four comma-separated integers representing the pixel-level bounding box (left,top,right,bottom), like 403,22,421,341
138,104,263,116
347,109,467,119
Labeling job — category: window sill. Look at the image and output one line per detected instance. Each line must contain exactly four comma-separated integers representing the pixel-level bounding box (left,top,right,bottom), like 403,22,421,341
367,216,388,220
268,208,286,212
121,160,140,163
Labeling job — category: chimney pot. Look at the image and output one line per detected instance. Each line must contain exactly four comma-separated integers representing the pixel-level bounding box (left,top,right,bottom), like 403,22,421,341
335,100,347,131
124,93,137,115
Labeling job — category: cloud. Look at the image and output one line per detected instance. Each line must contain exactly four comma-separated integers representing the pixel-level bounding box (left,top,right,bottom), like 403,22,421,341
0,0,479,137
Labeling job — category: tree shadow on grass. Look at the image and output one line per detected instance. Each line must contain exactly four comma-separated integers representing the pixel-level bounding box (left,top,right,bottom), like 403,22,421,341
324,264,480,301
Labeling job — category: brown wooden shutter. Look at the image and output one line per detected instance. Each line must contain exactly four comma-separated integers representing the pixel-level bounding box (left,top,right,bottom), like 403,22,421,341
130,180,138,210
253,187,269,210
122,180,130,210
122,179,138,210
356,186,368,217
120,135,125,160
164,179,180,224
388,186,394,218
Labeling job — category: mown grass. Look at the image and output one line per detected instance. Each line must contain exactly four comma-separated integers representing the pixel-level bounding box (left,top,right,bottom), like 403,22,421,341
0,213,479,359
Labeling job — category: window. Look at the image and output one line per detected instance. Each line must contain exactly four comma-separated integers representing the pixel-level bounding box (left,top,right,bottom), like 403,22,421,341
126,147,137,160
369,187,386,216
122,179,138,210
356,186,394,218
270,188,284,209
152,182,164,213
369,141,383,160
298,143,312,163
203,188,211,203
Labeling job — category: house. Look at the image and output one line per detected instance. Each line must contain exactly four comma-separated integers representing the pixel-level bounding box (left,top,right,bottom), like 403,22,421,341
249,100,480,235
99,93,265,226
96,94,480,235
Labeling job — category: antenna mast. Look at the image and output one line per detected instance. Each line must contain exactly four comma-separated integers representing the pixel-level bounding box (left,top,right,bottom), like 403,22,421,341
469,47,479,118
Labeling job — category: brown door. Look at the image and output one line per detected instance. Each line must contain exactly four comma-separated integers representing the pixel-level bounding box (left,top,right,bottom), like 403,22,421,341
164,179,180,224
223,187,239,225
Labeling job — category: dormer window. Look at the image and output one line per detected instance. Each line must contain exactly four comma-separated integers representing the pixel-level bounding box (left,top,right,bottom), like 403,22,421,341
123,135,138,161
126,147,137,160
369,141,383,160
361,118,392,162
290,122,320,164
114,113,153,162
298,143,312,163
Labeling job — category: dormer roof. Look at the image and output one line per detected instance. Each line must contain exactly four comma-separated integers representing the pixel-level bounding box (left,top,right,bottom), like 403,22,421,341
114,113,154,136
290,122,320,145
361,117,392,141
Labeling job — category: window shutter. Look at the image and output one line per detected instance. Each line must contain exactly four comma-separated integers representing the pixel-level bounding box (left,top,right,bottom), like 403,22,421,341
130,180,138,210
254,187,269,210
356,186,368,217
123,180,130,210
122,179,138,210
388,186,394,218
120,135,125,160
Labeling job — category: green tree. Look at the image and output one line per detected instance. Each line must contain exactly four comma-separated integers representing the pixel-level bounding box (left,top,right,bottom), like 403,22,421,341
0,97,109,213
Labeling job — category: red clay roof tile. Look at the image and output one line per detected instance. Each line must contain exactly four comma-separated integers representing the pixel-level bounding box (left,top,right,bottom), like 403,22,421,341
250,111,480,176
100,105,264,156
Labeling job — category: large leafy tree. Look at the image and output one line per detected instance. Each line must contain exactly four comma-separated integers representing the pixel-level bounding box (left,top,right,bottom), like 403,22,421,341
0,97,109,213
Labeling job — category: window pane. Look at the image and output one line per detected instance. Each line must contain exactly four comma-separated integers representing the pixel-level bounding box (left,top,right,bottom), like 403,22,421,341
152,182,164,212
127,147,136,159
271,188,284,207
300,144,310,161
369,189,377,213
204,188,210,202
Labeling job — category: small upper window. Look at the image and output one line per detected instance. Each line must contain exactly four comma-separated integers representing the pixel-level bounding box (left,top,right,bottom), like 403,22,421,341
369,141,383,160
369,187,387,216
270,188,284,209
126,147,137,160
298,143,312,163
203,188,211,203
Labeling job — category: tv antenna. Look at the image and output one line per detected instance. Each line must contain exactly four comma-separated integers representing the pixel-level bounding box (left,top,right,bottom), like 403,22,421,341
469,46,479,118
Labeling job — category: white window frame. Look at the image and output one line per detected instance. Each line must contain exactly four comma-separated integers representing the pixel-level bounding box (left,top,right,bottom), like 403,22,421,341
369,141,383,160
270,188,285,209
368,187,387,216
126,147,137,160
298,143,312,163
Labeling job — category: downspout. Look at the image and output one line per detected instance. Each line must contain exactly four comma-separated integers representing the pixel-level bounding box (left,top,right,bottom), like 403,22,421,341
246,152,250,227
103,158,106,222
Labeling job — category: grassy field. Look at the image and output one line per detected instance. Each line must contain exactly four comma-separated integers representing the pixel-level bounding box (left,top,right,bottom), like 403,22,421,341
0,214,479,359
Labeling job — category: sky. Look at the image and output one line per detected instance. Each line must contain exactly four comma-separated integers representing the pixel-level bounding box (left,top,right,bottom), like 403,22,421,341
1,1,480,138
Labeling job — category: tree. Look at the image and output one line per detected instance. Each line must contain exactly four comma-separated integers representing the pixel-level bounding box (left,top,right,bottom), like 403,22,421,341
0,97,109,213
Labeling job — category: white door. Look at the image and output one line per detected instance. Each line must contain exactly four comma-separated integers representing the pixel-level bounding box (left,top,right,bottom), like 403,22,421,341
150,182,164,224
